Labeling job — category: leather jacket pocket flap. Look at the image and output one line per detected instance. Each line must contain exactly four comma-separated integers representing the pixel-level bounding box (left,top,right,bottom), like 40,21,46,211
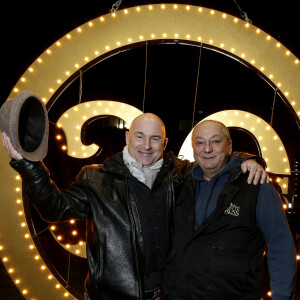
212,255,249,273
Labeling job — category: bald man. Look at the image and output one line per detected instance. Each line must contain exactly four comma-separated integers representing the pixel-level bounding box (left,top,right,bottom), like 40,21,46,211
2,113,266,300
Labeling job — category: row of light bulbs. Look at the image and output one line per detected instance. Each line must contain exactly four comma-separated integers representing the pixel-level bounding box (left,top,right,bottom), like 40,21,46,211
9,4,299,118
0,175,74,298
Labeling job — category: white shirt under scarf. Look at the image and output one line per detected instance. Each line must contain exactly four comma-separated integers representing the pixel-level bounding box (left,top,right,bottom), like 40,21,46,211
122,146,163,189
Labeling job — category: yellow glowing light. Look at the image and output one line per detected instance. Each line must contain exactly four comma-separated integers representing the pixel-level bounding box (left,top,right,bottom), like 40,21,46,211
186,5,190,10
234,18,238,23
77,27,82,32
149,5,153,10
48,275,53,280
136,7,140,11
174,4,178,9
210,10,215,14
22,290,28,294
56,284,60,289
72,231,77,235
66,34,71,39
3,257,8,262
124,9,128,14
29,67,34,72
267,291,272,296
112,13,116,17
8,268,14,273
222,13,226,18
57,236,62,240
35,255,39,260
297,255,300,260
15,279,20,284
88,22,93,27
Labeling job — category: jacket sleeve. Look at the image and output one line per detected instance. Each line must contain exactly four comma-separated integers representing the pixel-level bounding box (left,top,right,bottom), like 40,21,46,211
10,158,91,222
233,151,267,169
256,183,297,300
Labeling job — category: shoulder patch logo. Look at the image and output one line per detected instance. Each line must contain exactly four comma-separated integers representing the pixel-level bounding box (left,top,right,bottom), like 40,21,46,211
224,203,240,217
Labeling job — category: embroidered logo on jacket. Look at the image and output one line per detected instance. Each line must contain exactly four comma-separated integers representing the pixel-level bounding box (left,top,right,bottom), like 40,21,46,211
224,203,240,217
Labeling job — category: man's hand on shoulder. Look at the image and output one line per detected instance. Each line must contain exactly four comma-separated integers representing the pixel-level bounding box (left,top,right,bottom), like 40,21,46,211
241,159,269,185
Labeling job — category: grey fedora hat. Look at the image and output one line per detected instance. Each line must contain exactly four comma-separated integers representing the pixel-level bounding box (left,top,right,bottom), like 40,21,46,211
0,90,49,161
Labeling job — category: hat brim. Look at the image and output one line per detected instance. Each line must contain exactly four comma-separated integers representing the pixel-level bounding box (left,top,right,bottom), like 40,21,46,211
0,91,49,161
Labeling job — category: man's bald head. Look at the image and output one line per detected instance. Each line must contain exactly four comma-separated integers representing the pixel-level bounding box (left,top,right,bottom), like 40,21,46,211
125,113,168,167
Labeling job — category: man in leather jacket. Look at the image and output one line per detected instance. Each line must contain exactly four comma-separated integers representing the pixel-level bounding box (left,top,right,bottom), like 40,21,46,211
1,113,267,300
162,120,296,300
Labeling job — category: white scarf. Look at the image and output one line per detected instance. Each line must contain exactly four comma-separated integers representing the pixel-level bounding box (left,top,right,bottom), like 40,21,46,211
122,146,163,189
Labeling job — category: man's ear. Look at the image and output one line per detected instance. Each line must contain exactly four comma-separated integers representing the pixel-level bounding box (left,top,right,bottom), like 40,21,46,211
228,139,233,155
163,137,169,150
125,131,129,145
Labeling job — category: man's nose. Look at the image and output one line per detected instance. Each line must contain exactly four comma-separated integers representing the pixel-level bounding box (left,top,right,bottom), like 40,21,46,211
204,142,212,152
144,139,151,150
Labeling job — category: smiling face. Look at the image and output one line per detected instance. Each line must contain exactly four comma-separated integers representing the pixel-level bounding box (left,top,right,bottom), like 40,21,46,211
125,113,168,167
192,120,232,180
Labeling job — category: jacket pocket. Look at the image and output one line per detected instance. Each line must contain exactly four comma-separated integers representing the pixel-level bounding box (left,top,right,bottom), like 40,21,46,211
208,255,249,299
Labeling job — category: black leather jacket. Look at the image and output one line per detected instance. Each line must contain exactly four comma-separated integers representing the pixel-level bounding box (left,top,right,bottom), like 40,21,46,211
10,152,192,300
